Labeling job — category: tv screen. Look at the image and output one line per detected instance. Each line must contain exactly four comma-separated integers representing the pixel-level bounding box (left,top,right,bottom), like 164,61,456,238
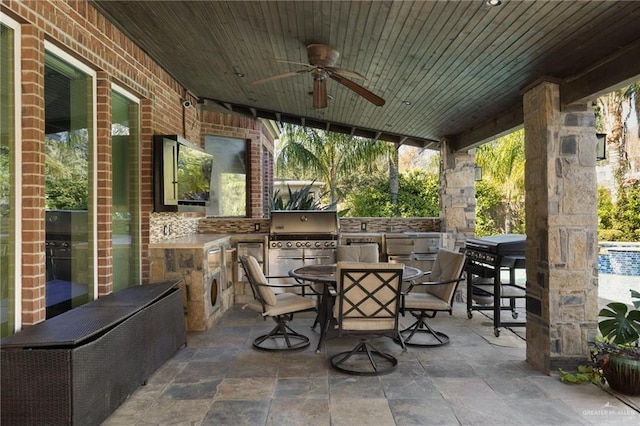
177,143,213,206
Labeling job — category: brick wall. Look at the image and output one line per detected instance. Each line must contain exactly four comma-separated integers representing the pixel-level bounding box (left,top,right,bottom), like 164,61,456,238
5,0,274,326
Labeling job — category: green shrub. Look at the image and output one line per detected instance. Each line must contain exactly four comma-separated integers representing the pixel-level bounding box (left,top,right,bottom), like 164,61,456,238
598,229,624,242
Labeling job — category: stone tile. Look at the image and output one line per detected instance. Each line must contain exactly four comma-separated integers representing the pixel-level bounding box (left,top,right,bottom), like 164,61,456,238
274,377,329,399
189,346,241,363
146,361,186,385
446,397,529,425
381,376,443,399
507,398,590,425
330,397,395,426
388,398,459,425
215,377,276,400
136,399,211,425
267,398,330,426
329,376,386,398
483,377,552,399
420,358,477,378
161,378,222,400
173,361,232,382
432,377,499,399
202,400,270,426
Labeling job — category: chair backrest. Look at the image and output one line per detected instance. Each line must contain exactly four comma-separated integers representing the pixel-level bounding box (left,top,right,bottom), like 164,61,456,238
334,261,404,333
425,249,466,303
336,244,379,263
239,255,278,309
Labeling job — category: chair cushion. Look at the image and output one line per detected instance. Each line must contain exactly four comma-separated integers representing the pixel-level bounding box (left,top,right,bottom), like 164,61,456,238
403,292,451,311
263,293,317,317
426,249,465,302
336,244,379,263
244,255,278,307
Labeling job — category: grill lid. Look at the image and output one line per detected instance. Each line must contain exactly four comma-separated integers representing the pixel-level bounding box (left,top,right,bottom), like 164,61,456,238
269,210,338,236
465,234,526,255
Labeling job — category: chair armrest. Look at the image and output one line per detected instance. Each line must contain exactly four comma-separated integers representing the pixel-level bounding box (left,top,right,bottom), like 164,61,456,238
402,276,464,294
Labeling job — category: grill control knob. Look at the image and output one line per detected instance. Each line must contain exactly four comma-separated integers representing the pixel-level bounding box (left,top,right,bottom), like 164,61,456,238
286,242,293,248
305,242,311,248
315,242,321,248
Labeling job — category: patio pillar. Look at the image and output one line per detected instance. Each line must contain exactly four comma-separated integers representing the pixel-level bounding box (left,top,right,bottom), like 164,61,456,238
439,138,476,252
522,80,599,374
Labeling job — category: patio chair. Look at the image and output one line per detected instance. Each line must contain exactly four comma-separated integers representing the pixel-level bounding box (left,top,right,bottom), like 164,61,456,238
336,244,379,262
307,243,380,330
239,255,317,351
398,249,465,346
330,261,406,375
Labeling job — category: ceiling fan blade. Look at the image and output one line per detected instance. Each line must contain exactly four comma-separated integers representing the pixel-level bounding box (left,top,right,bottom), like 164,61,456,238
313,77,327,109
326,67,366,80
328,72,385,106
251,69,309,85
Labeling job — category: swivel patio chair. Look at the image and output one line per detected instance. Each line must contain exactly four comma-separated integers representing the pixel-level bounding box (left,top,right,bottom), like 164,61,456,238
308,243,380,330
398,248,466,346
330,261,406,375
336,244,379,263
239,255,317,351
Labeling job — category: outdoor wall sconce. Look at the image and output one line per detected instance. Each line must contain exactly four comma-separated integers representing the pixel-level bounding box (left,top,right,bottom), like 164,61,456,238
474,166,483,182
596,133,607,160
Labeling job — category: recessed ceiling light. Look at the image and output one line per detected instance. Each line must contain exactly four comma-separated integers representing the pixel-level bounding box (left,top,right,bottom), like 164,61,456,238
235,72,245,77
402,100,412,106
486,0,502,6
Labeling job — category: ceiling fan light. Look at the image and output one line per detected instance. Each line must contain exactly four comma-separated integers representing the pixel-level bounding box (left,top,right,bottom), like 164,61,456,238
313,78,327,108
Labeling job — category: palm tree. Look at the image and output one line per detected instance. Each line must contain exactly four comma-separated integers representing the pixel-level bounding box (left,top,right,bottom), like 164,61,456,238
476,130,526,233
596,83,639,201
275,124,389,206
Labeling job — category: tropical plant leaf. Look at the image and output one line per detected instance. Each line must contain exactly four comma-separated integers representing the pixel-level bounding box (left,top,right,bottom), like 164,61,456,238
599,302,640,345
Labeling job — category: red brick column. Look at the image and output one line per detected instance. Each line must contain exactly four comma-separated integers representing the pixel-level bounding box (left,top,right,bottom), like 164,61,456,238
96,72,113,296
20,25,46,326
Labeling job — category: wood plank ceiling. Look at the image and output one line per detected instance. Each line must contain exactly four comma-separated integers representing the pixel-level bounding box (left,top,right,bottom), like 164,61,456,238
91,0,640,151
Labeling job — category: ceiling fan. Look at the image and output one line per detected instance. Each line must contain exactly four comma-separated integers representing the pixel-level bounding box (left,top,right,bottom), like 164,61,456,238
252,44,385,109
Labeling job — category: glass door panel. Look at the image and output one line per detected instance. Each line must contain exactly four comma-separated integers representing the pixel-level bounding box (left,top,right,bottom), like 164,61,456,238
111,89,140,291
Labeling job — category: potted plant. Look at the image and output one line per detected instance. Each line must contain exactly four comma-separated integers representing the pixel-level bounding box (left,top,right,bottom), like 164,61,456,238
559,289,640,395
596,289,640,395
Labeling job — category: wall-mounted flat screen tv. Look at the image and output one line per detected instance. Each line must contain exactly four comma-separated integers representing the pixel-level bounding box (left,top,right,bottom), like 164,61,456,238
177,143,213,206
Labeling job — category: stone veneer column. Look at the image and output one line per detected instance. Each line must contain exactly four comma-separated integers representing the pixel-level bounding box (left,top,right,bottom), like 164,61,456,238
523,81,599,373
440,139,476,252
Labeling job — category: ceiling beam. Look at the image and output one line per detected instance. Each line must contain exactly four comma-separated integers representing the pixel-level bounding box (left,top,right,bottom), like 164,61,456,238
450,103,524,152
561,39,640,106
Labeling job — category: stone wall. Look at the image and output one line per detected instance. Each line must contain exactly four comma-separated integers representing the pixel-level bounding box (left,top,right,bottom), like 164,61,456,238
523,81,599,373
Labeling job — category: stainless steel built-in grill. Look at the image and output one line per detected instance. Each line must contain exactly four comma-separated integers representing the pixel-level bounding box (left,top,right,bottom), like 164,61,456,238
464,234,527,336
268,211,338,281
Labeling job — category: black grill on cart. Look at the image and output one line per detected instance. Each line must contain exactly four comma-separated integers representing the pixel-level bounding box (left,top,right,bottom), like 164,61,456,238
464,234,526,337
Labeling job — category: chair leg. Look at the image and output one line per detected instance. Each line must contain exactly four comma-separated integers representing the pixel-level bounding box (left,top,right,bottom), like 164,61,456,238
330,339,398,375
397,313,450,347
253,316,310,351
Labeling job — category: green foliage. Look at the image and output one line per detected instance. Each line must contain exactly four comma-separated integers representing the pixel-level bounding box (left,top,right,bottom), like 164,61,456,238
598,229,624,241
559,365,601,384
611,181,640,242
344,170,439,217
598,290,640,346
45,132,89,210
475,180,502,237
475,130,526,235
597,187,615,229
271,181,337,211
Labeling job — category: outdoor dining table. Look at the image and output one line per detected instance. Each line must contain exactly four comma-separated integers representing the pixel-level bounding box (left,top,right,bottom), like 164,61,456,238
289,264,424,352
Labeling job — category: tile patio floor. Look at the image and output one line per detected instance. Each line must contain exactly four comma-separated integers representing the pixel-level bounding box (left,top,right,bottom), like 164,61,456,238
103,296,640,426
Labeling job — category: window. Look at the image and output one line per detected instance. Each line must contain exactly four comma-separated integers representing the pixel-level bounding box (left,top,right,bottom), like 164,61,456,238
111,86,141,290
204,136,247,216
44,44,96,317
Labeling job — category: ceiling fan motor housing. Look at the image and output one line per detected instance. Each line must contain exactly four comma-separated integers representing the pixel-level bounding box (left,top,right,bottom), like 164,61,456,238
307,44,339,67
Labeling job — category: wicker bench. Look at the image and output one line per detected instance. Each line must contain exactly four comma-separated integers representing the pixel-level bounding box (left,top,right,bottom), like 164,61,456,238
0,280,186,425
